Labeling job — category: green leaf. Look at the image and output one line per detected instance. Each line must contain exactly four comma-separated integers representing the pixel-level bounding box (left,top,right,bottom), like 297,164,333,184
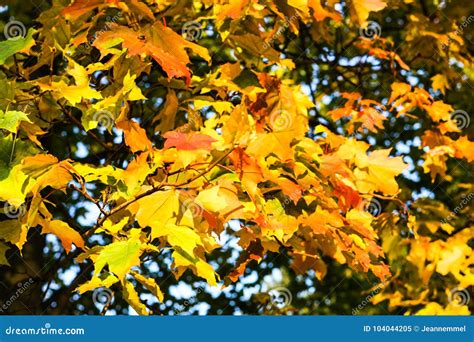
233,68,261,88
0,28,36,65
0,241,10,266
0,110,32,133
94,237,142,280
0,135,39,180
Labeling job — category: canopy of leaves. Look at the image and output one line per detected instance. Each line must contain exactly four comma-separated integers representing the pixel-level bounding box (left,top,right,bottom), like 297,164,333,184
0,0,472,315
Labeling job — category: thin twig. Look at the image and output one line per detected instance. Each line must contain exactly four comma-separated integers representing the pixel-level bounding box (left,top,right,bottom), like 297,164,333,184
57,101,112,151
87,147,235,236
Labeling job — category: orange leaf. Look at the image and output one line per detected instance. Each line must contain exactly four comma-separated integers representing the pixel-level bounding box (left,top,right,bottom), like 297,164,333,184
42,220,85,254
94,22,210,84
116,119,152,153
163,131,216,151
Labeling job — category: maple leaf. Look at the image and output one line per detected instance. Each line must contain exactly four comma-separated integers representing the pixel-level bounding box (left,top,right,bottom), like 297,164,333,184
94,237,142,280
123,280,149,315
116,119,152,153
2,0,474,317
356,149,407,195
42,220,85,254
60,0,105,18
44,58,103,105
0,220,27,251
0,110,32,133
431,74,450,95
163,131,217,151
94,22,210,84
0,28,36,64
388,82,411,104
350,0,387,24
76,274,119,294
131,271,164,302
135,190,180,230
425,101,453,122
308,0,342,22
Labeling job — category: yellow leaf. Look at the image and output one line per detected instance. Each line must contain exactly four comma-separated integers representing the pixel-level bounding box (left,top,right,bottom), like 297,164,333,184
73,163,121,184
422,146,454,181
25,160,75,196
123,72,146,101
346,209,376,239
0,110,32,133
194,100,233,114
350,0,387,24
123,280,149,315
453,136,474,162
42,220,85,254
388,82,411,103
303,206,343,235
308,0,341,22
440,222,455,234
131,271,164,302
431,74,450,95
195,186,227,212
350,233,366,249
415,302,470,315
195,260,218,286
135,189,180,229
172,249,194,268
0,165,30,204
356,149,407,195
76,274,119,294
46,59,102,105
436,244,469,276
120,152,156,197
425,101,453,122
100,217,129,235
0,220,28,251
21,154,59,175
156,221,202,257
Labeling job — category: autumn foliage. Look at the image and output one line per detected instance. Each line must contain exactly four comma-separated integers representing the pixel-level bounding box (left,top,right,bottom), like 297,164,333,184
0,0,472,315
